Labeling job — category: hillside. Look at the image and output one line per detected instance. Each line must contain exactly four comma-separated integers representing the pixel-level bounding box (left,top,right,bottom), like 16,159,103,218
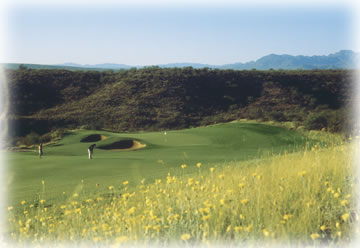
5,67,354,138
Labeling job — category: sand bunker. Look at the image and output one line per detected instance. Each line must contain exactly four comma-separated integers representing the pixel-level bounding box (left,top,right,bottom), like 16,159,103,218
80,134,107,143
98,139,146,151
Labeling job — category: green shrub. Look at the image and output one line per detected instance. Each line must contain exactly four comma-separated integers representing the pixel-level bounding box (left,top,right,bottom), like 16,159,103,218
304,112,329,130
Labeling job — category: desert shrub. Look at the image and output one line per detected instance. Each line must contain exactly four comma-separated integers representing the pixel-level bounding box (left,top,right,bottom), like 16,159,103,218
51,128,65,140
39,133,52,143
268,111,286,122
23,132,40,146
247,107,264,120
304,109,350,133
304,112,330,131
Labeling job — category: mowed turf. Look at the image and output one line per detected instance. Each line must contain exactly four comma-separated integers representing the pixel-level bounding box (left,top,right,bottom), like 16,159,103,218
6,122,316,204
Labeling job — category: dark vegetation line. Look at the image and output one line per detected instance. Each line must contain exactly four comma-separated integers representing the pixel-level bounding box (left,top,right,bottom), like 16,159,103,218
5,66,355,146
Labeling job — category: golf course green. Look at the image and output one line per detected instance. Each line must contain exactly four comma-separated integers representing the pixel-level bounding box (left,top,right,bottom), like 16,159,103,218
6,122,315,204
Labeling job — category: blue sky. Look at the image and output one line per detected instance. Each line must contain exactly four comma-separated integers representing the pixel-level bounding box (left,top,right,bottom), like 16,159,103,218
2,1,356,65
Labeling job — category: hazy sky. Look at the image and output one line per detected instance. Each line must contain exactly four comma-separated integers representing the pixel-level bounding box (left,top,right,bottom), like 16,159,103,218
2,0,357,65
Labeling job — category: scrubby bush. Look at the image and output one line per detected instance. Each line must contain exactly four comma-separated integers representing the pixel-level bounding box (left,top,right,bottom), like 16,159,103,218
24,132,40,146
268,111,286,122
39,133,52,143
304,109,350,133
304,112,330,131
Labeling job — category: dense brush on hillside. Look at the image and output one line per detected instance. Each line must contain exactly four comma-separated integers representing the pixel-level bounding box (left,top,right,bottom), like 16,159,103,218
5,67,354,136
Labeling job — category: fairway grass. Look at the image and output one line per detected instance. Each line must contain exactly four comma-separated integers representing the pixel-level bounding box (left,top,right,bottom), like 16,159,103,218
6,122,315,204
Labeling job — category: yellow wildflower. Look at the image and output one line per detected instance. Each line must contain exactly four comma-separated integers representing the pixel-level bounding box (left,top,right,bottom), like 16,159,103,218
283,214,293,220
342,213,350,222
21,200,26,205
320,225,326,231
201,215,211,221
40,199,46,204
298,170,307,177
128,207,136,215
181,164,187,169
196,162,202,168
341,200,348,206
109,186,114,190
310,233,320,240
234,226,243,232
210,168,215,172
306,200,315,207
245,224,253,232
187,178,194,186
241,199,249,205
123,181,129,185
64,210,72,216
181,233,191,241
263,229,270,237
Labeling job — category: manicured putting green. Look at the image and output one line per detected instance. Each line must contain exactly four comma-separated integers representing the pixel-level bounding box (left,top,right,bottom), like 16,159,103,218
6,122,315,203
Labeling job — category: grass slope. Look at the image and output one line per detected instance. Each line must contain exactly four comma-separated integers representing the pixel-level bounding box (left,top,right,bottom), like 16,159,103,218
6,123,316,204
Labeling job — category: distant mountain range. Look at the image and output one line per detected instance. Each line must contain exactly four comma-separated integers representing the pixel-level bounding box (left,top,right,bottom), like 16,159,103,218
2,50,358,71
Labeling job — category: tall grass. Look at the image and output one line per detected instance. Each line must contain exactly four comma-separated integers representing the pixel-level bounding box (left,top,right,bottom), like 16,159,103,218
6,141,358,246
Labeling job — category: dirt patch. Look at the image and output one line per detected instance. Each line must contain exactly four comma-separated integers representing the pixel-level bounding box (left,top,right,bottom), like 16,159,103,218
97,139,146,151
80,134,107,143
